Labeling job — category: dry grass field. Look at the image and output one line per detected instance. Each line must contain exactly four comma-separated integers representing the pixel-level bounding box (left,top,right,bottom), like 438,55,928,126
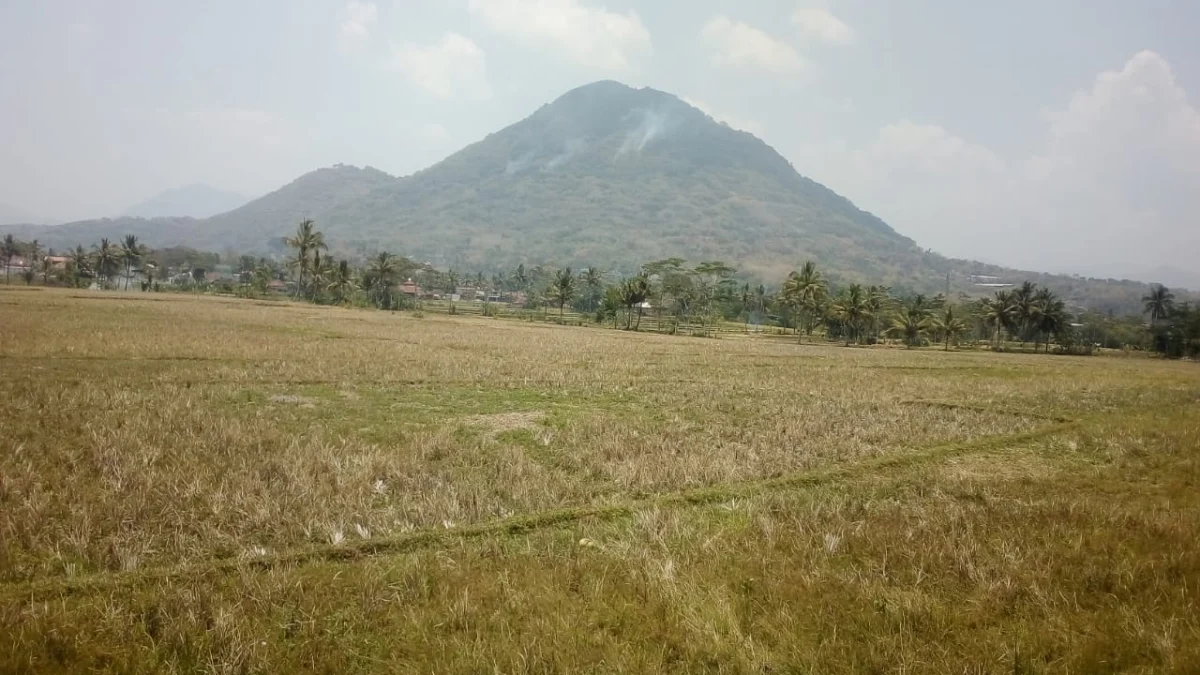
2,287,1199,673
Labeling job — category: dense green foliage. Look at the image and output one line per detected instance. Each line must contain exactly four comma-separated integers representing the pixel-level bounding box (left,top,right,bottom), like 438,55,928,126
4,222,1198,359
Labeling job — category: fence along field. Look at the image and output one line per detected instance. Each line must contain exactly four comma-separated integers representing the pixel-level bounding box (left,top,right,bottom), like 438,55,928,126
2,287,1199,673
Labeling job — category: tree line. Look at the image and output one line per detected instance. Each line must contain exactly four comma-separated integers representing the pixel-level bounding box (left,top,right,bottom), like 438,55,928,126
4,221,1197,359
3,233,154,290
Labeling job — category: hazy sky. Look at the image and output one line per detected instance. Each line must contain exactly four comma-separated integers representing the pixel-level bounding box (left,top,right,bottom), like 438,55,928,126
2,0,1198,278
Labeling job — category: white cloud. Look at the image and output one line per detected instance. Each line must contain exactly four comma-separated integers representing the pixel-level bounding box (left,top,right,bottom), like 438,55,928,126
468,0,651,72
699,16,807,75
392,33,491,100
791,8,855,46
681,97,765,136
796,51,1200,278
338,2,378,51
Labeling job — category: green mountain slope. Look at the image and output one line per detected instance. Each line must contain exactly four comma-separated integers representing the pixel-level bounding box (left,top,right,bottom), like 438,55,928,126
199,164,396,252
321,81,918,281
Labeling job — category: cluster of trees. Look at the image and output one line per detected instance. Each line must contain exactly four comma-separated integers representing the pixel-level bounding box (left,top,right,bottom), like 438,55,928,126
7,219,1197,359
1142,284,1200,358
772,266,1073,351
2,233,152,289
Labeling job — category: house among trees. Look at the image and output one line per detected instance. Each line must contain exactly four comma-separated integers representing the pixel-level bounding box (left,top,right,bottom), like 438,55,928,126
4,256,30,274
400,278,419,296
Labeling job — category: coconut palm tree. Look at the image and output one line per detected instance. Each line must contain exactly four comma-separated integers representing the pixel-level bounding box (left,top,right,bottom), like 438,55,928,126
582,267,604,312
1036,294,1067,352
547,267,577,320
931,305,968,351
120,234,144,290
24,240,41,285
365,251,398,309
93,238,120,287
308,250,334,302
1142,284,1175,324
328,259,356,304
284,219,325,300
865,285,892,342
619,274,650,329
1011,281,1037,346
739,283,752,331
2,234,19,284
251,261,273,295
782,261,826,341
977,291,1016,348
888,294,933,347
753,284,768,329
831,284,868,345
69,245,90,287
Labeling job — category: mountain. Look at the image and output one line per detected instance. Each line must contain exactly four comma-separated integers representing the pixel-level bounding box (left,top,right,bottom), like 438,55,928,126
183,81,923,282
310,81,920,282
0,81,1176,312
0,165,394,254
121,184,251,219
199,164,396,252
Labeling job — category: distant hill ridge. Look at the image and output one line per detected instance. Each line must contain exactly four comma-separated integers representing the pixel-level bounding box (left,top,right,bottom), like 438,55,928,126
121,184,253,219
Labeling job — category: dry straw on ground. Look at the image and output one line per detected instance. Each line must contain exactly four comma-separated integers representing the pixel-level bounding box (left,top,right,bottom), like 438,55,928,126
1,288,1198,673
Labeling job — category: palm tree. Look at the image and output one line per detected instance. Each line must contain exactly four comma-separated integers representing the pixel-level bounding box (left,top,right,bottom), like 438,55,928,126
442,269,458,313
1142,284,1175,324
583,267,604,311
739,283,752,331
120,234,143,290
753,284,768,332
931,305,968,351
888,294,933,347
512,263,528,291
1036,294,1067,352
547,267,577,320
309,250,335,302
1011,281,1037,346
69,245,90,287
782,261,826,341
2,234,18,284
619,275,650,330
865,285,892,342
25,240,41,285
977,291,1016,348
366,252,398,309
93,238,120,287
328,259,356,304
831,284,868,345
284,219,325,300
251,261,273,295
